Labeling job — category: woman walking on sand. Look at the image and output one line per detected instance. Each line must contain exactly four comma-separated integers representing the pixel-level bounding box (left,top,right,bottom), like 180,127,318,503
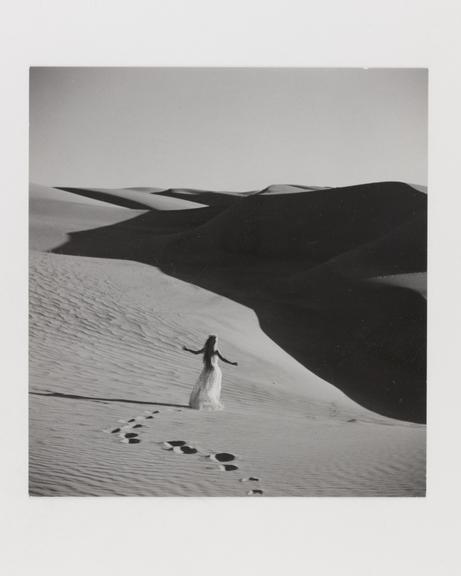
183,335,238,410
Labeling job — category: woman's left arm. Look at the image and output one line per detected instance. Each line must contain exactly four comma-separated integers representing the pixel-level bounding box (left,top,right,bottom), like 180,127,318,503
217,351,238,366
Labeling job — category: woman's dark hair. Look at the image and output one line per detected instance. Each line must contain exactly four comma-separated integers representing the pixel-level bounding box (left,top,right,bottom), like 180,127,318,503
203,335,217,369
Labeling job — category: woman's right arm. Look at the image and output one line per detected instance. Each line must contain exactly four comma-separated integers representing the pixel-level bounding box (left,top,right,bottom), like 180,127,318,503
182,346,204,355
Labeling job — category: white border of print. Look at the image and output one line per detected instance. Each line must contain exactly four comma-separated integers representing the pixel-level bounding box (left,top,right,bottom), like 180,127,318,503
1,1,460,576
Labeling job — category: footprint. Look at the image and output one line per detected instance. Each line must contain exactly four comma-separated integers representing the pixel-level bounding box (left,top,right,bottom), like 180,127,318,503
132,424,143,429
121,437,141,444
209,452,236,463
240,477,260,482
163,440,187,449
124,433,138,439
247,489,263,495
128,418,136,423
145,416,153,419
111,428,121,434
173,446,198,455
219,464,239,472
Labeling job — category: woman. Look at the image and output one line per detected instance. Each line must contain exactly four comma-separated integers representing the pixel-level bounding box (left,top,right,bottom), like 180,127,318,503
183,335,238,410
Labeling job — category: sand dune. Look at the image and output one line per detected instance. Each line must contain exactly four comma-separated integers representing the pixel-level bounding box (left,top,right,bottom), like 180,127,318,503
42,181,427,422
151,182,427,423
30,182,126,207
368,272,427,299
257,184,331,194
29,180,426,495
299,209,427,281
29,251,424,496
155,187,244,209
124,186,166,193
409,183,427,194
30,183,143,252
163,181,425,263
56,186,208,210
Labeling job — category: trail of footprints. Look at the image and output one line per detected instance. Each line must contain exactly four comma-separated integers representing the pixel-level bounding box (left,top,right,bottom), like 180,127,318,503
103,408,264,496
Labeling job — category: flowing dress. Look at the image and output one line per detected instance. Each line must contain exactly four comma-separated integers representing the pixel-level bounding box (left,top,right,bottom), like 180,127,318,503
189,353,223,410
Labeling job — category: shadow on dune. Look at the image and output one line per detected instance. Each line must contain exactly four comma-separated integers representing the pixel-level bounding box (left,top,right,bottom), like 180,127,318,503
51,182,427,423
57,186,244,210
156,188,243,209
51,205,222,258
57,187,150,209
30,391,189,409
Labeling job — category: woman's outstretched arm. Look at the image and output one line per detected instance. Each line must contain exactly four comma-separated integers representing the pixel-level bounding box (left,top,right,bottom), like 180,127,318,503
182,345,204,355
217,351,238,365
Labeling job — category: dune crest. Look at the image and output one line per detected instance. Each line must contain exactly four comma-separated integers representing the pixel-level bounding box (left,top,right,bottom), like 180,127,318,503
56,186,208,210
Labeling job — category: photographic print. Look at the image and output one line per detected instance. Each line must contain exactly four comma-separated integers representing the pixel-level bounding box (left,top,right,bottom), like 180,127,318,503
29,67,427,496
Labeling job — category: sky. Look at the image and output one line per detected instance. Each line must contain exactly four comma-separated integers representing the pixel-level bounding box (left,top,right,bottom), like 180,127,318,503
29,67,427,190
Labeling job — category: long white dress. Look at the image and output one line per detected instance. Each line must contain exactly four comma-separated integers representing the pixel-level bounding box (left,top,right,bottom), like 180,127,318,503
189,353,223,410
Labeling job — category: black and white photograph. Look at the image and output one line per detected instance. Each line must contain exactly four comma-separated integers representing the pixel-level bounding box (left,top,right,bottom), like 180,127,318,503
29,67,427,497
4,1,461,575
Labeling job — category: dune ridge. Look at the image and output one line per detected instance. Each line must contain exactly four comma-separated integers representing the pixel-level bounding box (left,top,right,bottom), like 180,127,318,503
56,186,208,210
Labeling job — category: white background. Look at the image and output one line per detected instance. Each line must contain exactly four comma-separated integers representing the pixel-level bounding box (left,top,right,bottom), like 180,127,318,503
1,1,460,575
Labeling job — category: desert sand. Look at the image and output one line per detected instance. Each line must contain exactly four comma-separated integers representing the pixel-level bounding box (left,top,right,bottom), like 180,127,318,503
29,181,426,496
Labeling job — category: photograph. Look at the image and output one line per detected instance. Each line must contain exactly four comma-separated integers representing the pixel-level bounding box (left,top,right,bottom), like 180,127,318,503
29,67,427,496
